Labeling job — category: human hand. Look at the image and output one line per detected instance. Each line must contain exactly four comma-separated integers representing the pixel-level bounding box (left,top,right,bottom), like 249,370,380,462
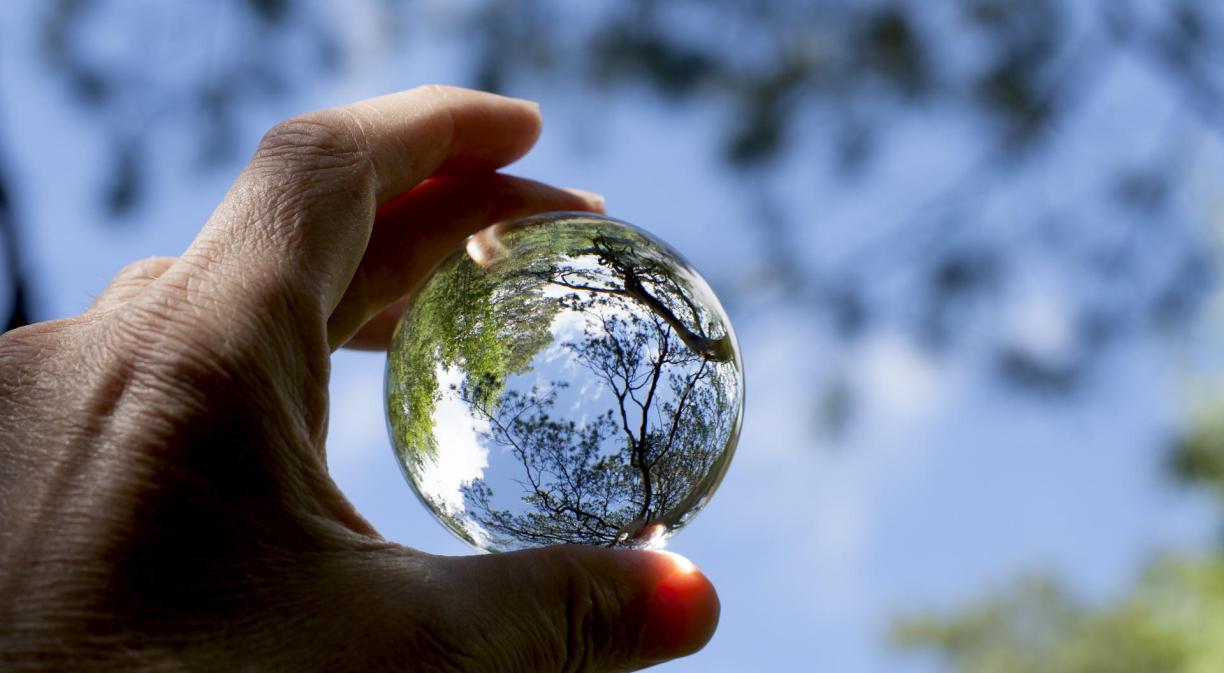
0,86,718,672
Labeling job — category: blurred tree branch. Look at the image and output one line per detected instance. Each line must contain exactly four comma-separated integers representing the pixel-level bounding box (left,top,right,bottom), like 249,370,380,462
462,0,1223,402
5,0,1224,412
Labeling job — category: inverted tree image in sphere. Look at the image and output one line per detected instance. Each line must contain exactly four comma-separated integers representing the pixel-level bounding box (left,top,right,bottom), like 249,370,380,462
385,213,744,552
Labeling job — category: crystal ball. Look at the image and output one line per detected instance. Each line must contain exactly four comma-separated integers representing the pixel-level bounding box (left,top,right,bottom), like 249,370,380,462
385,212,743,552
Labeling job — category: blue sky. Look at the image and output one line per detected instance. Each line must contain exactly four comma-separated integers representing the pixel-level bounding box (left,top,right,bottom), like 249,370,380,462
3,2,1223,671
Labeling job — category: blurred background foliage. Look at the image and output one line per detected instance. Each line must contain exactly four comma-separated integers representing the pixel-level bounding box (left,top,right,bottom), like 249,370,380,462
13,0,1224,391
892,413,1224,671
6,0,1224,669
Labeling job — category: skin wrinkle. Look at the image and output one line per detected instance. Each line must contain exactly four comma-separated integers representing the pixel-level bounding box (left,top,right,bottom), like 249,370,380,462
105,306,310,476
254,116,371,178
561,572,589,673
240,183,343,294
261,126,381,330
243,145,376,319
87,257,175,314
338,104,380,184
146,284,337,531
0,326,70,413
124,248,324,428
4,325,137,505
4,398,147,628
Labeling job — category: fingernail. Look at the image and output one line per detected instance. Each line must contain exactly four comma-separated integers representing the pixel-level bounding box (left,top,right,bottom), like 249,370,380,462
639,556,720,662
564,188,606,213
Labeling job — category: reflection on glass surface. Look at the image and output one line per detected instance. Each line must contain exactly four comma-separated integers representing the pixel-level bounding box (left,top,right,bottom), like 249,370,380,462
386,213,744,552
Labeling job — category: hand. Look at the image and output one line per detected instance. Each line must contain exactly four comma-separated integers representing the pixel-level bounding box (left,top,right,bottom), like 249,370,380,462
0,85,718,672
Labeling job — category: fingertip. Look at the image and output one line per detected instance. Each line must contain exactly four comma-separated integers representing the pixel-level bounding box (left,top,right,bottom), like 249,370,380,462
561,188,606,213
478,88,539,119
510,96,543,154
517,97,542,126
639,551,720,663
376,85,545,177
441,91,542,174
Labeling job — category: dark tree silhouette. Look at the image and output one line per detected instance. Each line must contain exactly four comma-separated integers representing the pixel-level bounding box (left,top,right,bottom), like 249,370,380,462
461,255,734,549
527,234,736,363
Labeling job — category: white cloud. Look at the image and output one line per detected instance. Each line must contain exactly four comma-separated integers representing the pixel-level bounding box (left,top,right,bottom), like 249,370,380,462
414,365,491,514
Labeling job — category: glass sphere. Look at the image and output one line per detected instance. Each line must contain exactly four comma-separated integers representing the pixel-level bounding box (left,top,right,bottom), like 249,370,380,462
385,212,743,552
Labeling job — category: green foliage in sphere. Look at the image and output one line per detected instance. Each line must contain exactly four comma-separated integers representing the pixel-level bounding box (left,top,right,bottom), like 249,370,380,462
385,213,744,552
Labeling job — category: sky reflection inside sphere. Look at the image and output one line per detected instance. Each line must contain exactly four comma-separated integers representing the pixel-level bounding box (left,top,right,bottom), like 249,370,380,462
385,213,744,552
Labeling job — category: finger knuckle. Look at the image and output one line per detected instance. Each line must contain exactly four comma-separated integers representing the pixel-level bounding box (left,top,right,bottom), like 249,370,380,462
113,256,174,284
101,294,309,437
110,282,246,377
249,111,376,224
96,247,330,420
108,291,223,375
255,111,369,176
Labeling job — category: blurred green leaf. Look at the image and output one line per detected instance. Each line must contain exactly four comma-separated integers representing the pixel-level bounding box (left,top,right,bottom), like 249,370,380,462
893,558,1224,673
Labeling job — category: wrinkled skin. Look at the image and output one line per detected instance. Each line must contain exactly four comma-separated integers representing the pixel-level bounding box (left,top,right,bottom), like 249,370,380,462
0,86,718,672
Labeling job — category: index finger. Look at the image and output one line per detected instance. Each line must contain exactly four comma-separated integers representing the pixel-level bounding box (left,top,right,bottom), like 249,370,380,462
306,84,543,202
167,86,542,351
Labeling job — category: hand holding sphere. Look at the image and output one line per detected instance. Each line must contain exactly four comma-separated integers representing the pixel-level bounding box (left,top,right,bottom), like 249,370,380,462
0,87,721,672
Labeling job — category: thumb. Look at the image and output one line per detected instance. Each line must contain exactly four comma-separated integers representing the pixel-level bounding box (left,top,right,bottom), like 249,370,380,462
436,546,719,672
